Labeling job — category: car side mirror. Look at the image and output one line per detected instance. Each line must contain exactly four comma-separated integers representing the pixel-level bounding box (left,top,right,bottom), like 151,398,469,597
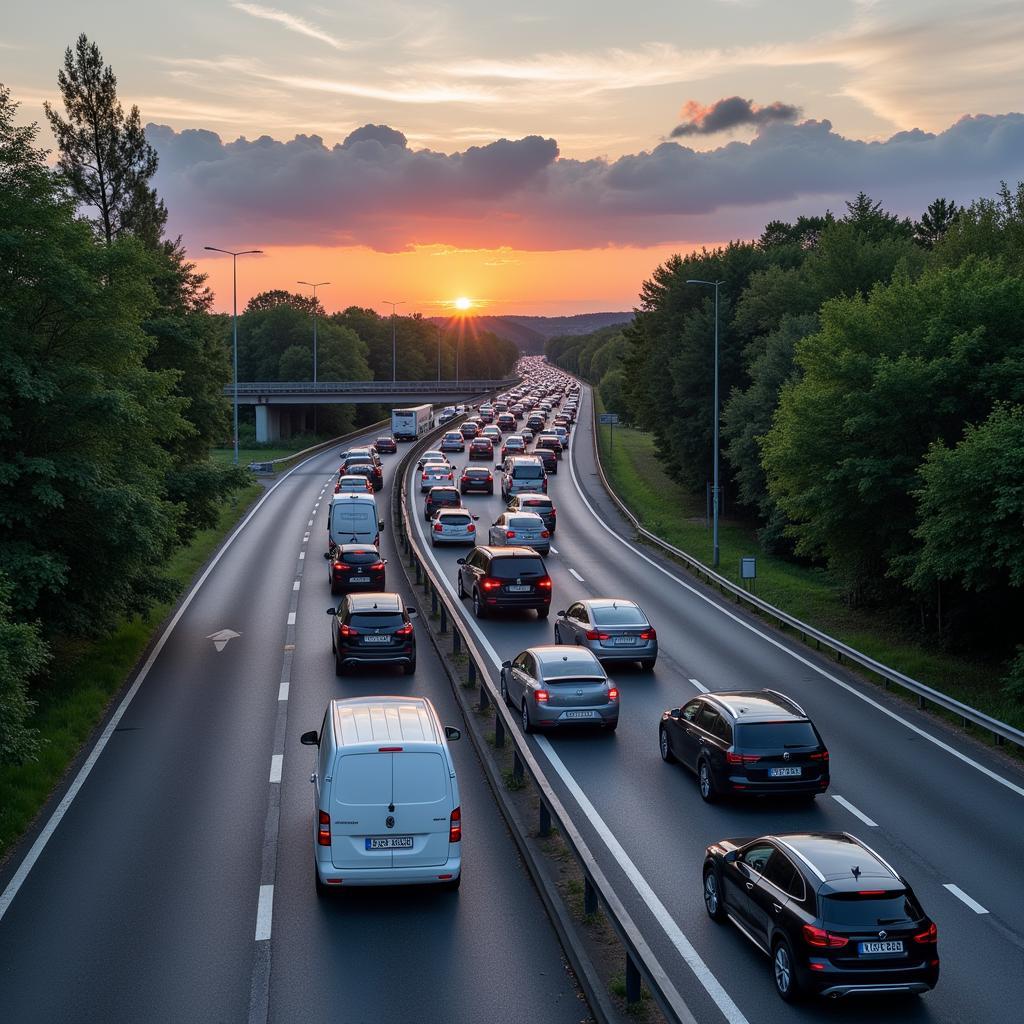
669,707,681,718
382,559,388,565
300,730,319,746
494,464,502,470
406,607,418,616
326,607,336,615
557,610,566,617
444,726,461,742
378,520,385,530
724,850,738,865
323,551,331,560
501,660,512,668
456,557,466,565
472,515,479,521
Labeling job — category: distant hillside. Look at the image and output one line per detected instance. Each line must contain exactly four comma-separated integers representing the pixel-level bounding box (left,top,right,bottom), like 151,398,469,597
428,312,632,353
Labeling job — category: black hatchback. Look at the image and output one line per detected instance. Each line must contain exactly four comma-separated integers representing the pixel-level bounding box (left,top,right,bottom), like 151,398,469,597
456,546,552,619
324,544,387,595
703,832,939,1002
659,690,829,802
327,592,417,676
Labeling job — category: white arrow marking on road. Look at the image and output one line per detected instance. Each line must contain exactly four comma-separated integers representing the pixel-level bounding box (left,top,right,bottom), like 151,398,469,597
207,628,241,652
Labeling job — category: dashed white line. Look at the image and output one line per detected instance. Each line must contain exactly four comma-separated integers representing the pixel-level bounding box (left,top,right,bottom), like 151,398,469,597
298,552,305,560
568,567,585,582
303,533,310,542
287,612,296,626
831,795,878,827
293,580,300,591
269,755,283,784
944,883,989,914
254,885,274,941
688,677,708,693
307,519,313,527
549,545,559,554
278,682,290,701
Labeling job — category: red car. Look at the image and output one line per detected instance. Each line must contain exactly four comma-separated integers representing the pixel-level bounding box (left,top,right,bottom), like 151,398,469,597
374,435,397,454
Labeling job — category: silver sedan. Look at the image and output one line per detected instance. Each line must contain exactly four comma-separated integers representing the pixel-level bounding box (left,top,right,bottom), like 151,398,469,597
500,645,618,733
420,461,455,492
488,512,550,554
553,598,658,670
430,509,478,547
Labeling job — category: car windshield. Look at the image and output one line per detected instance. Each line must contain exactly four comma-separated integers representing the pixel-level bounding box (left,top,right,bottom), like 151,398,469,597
822,892,919,928
591,604,647,626
735,722,819,748
490,557,545,579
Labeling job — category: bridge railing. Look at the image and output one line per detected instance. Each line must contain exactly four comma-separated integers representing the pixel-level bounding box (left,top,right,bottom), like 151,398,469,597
223,379,517,395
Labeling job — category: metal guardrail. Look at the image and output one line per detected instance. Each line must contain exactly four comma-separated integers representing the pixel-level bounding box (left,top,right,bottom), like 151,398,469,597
245,418,391,473
225,379,517,396
393,419,695,1023
584,386,1024,753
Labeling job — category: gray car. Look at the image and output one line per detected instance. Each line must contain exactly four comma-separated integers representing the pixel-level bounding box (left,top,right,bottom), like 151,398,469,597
500,645,618,733
430,508,479,546
553,598,658,670
488,511,550,554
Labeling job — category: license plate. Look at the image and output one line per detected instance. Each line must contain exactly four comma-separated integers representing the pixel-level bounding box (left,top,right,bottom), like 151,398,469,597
769,766,803,777
365,836,413,850
563,710,596,719
612,636,637,645
859,940,904,955
350,576,371,583
363,635,391,644
506,585,531,592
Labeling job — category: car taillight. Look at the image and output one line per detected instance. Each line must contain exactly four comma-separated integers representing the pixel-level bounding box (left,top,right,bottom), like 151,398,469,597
339,623,357,637
433,522,443,532
318,810,331,846
802,924,848,949
333,562,350,571
639,629,656,640
608,687,619,701
913,922,937,944
534,689,549,703
449,806,461,843
481,577,502,590
585,629,610,641
542,480,547,492
541,530,550,538
370,561,385,571
421,472,428,479
506,530,516,538
726,751,761,764
467,524,475,532
537,576,552,589
487,473,493,480
461,475,469,482
549,508,556,516
396,622,414,636
810,750,830,761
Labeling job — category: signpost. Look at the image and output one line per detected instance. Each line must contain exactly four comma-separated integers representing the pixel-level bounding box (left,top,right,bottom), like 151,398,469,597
740,557,756,593
599,412,619,453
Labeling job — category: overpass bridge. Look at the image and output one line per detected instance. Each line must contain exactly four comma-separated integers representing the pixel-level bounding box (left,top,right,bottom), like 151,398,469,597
224,379,517,441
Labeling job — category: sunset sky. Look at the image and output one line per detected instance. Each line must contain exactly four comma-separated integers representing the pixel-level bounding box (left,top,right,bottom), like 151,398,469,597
5,1,1024,315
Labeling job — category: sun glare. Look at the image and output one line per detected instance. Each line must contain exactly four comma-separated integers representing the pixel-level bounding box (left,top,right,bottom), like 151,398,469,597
454,296,472,311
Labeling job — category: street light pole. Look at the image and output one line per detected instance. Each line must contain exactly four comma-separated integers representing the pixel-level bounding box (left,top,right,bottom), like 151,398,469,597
686,278,724,568
205,245,263,464
383,300,405,382
297,280,329,383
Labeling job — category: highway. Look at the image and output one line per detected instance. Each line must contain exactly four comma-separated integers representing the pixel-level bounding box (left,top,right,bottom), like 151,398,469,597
0,425,589,1024
408,381,1024,1023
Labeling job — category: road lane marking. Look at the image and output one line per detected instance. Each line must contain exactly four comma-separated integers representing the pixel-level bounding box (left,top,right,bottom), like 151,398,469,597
255,885,274,940
287,612,296,626
269,755,283,783
307,519,313,527
293,581,300,591
410,476,748,1024
688,677,708,693
278,682,289,701
566,408,1024,802
568,567,585,582
303,533,310,542
299,551,305,560
550,545,559,554
943,884,989,914
537,736,750,1024
831,795,878,826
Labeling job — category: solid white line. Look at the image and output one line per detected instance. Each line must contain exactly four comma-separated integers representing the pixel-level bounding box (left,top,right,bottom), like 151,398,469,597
287,612,296,626
293,581,300,591
255,884,274,940
568,567,585,582
0,435,351,924
943,883,989,914
298,551,305,560
566,406,1024,801
409,471,747,1024
537,736,750,1024
831,795,878,827
269,754,283,784
688,677,709,693
549,545,559,554
278,682,290,701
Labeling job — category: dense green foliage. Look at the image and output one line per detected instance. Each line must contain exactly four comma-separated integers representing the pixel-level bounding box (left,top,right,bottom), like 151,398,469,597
545,325,632,418
547,189,1024,692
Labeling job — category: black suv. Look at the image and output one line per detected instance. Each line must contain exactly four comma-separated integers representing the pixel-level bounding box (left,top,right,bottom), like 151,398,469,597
659,690,829,802
506,493,556,533
326,592,417,676
703,832,939,1002
456,546,552,619
459,466,494,494
324,543,386,595
424,485,462,520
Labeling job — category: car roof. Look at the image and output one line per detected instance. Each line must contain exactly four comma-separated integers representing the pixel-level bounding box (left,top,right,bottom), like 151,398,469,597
768,832,902,888
464,466,490,473
702,689,807,721
331,492,376,503
346,592,404,611
428,485,459,493
479,545,546,558
336,543,379,552
582,598,640,609
512,492,550,501
436,508,470,517
529,645,605,678
331,696,440,748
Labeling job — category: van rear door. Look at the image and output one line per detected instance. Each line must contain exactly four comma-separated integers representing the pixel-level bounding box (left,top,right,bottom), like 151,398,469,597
330,752,394,869
391,751,452,868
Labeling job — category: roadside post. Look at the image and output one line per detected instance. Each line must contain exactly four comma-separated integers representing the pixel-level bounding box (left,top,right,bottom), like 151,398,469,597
598,411,619,454
740,556,756,593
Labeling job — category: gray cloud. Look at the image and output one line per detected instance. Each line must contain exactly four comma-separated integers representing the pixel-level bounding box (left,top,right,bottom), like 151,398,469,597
671,96,801,137
150,113,1024,253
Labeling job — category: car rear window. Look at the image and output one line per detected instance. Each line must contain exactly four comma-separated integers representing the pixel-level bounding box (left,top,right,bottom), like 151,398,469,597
465,468,489,477
821,892,919,928
509,516,541,529
735,722,819,748
490,556,545,578
347,612,404,628
393,752,447,803
513,465,544,478
591,605,647,626
431,489,459,500
335,753,390,806
520,498,552,510
441,513,471,525
343,550,381,565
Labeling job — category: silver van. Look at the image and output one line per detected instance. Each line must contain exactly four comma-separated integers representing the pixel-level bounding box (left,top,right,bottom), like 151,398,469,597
328,492,383,549
497,455,548,501
302,696,463,893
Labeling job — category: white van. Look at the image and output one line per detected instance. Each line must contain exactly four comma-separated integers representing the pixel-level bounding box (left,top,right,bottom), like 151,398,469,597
328,492,383,549
301,696,462,893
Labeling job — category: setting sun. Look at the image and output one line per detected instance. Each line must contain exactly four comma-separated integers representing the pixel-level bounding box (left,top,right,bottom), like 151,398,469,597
454,296,472,311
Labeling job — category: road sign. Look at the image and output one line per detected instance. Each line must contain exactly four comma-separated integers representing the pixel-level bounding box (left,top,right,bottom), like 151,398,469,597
207,628,241,652
598,413,620,424
740,557,756,579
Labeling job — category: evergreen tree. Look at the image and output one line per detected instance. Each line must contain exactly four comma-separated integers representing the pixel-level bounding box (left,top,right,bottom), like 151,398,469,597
914,197,960,249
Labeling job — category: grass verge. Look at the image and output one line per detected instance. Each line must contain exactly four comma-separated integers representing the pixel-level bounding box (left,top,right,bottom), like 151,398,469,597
592,395,1022,732
0,481,264,862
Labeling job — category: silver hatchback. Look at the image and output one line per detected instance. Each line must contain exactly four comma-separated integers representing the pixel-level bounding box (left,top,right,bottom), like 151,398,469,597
488,511,550,554
553,598,658,670
500,646,618,732
430,509,478,546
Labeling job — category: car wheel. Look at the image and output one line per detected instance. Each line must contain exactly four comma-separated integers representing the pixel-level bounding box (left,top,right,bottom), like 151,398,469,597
488,487,493,495
553,624,562,644
330,580,339,596
457,573,467,598
640,658,656,671
473,589,487,619
536,606,549,619
521,701,535,734
500,673,512,707
334,651,345,677
441,875,461,892
772,938,801,1003
703,865,727,922
659,726,677,763
403,659,416,676
314,862,328,898
698,759,718,803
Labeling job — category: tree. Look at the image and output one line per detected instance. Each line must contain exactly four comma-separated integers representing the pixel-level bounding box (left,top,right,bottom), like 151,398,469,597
246,289,322,317
44,34,164,246
599,369,628,416
935,180,1024,268
0,572,47,765
914,198,960,249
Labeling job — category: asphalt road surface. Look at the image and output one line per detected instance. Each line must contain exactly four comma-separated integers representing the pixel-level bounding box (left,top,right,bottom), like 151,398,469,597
0,427,589,1024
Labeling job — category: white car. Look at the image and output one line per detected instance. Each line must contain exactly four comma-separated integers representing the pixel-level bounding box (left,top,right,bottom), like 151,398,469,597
417,450,450,470
488,511,551,555
440,406,457,422
430,509,479,546
420,462,455,492
440,431,465,453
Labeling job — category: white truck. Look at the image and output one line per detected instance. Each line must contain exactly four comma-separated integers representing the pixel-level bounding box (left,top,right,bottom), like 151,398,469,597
391,404,433,441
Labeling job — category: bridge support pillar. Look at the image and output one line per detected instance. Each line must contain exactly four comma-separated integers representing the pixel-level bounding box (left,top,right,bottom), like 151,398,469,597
255,404,283,443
